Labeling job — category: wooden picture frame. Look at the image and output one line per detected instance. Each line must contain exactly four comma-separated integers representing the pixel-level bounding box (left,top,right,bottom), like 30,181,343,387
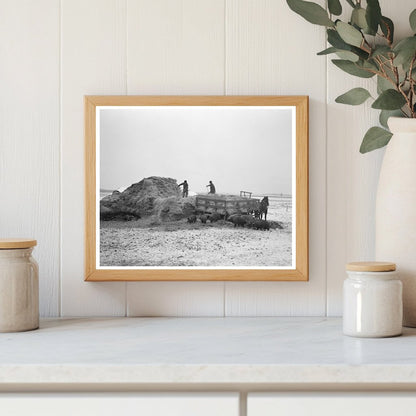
85,96,308,281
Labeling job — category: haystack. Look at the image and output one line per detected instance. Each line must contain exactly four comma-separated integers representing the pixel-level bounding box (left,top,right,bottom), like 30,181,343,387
100,176,195,221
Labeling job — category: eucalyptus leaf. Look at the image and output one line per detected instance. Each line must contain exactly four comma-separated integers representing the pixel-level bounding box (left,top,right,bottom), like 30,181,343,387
335,88,371,105
332,59,375,78
317,46,358,61
351,7,368,32
372,89,406,110
335,50,359,62
377,75,393,94
360,127,392,153
351,45,369,60
379,66,405,85
327,29,348,49
371,46,392,58
410,9,416,32
380,16,394,44
317,47,338,55
327,29,369,59
328,0,342,16
286,0,334,27
336,21,363,47
362,59,379,71
366,0,382,35
379,109,402,129
393,36,416,71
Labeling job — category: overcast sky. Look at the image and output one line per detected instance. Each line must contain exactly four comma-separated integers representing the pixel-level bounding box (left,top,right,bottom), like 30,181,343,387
99,106,293,195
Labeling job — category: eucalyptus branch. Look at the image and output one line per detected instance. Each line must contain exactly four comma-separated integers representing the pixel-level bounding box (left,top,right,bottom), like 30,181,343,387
397,83,412,116
287,0,416,152
377,25,393,48
391,59,400,86
409,56,416,117
374,56,385,73
362,37,373,53
374,57,404,93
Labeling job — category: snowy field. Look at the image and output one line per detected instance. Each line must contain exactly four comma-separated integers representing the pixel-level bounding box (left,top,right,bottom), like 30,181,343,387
99,193,293,268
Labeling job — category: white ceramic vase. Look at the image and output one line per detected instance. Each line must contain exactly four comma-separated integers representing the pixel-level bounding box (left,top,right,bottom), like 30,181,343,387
376,117,416,327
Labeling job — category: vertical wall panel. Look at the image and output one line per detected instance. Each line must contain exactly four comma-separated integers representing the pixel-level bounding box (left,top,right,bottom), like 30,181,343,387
326,0,416,316
0,1,60,316
224,0,327,315
127,282,225,317
125,0,226,316
61,0,127,316
126,0,225,95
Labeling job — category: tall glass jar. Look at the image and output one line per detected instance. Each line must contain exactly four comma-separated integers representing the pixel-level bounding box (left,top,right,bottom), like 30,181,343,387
0,239,39,332
343,262,402,338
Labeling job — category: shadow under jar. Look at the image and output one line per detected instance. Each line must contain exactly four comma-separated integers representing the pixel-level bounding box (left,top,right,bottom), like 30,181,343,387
0,239,39,332
343,262,403,338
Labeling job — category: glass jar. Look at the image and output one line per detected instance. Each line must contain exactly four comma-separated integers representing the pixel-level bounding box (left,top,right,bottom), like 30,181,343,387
343,262,402,338
0,239,39,332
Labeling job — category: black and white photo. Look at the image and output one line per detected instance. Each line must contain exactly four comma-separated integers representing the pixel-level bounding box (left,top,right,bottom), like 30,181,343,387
98,105,294,268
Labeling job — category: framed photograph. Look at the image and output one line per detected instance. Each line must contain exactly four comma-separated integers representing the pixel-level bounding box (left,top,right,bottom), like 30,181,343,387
85,96,308,281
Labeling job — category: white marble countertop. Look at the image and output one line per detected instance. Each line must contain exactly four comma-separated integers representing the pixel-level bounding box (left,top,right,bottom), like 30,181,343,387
1,317,416,389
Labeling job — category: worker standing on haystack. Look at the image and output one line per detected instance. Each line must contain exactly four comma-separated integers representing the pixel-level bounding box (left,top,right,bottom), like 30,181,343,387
178,180,189,198
206,180,216,194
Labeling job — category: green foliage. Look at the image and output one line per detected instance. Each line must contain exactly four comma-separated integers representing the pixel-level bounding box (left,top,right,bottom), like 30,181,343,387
287,0,334,27
371,46,392,58
379,110,402,129
360,127,392,153
336,21,363,47
365,0,382,35
335,88,371,105
372,89,407,110
317,46,359,61
351,7,368,32
394,37,416,71
328,0,342,16
336,50,360,61
327,29,368,59
332,59,375,78
317,47,337,55
410,9,416,32
377,75,392,94
286,0,416,153
380,16,394,44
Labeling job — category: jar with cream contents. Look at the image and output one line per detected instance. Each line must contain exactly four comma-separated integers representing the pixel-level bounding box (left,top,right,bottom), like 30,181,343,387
343,262,403,338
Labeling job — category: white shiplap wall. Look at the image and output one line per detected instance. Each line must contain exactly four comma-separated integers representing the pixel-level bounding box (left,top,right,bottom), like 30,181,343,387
0,1,60,316
1,0,413,317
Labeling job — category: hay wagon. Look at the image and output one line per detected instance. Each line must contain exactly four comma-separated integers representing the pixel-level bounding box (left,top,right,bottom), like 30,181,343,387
195,191,260,216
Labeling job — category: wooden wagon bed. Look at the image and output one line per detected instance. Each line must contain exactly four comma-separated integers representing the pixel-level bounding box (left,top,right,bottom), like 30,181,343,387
195,194,260,216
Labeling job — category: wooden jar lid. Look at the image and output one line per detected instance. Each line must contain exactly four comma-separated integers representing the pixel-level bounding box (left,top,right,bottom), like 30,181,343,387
0,239,37,249
346,261,396,272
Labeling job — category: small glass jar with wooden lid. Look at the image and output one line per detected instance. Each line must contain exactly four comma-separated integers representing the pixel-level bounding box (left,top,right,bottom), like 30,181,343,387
0,239,39,332
343,261,402,338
